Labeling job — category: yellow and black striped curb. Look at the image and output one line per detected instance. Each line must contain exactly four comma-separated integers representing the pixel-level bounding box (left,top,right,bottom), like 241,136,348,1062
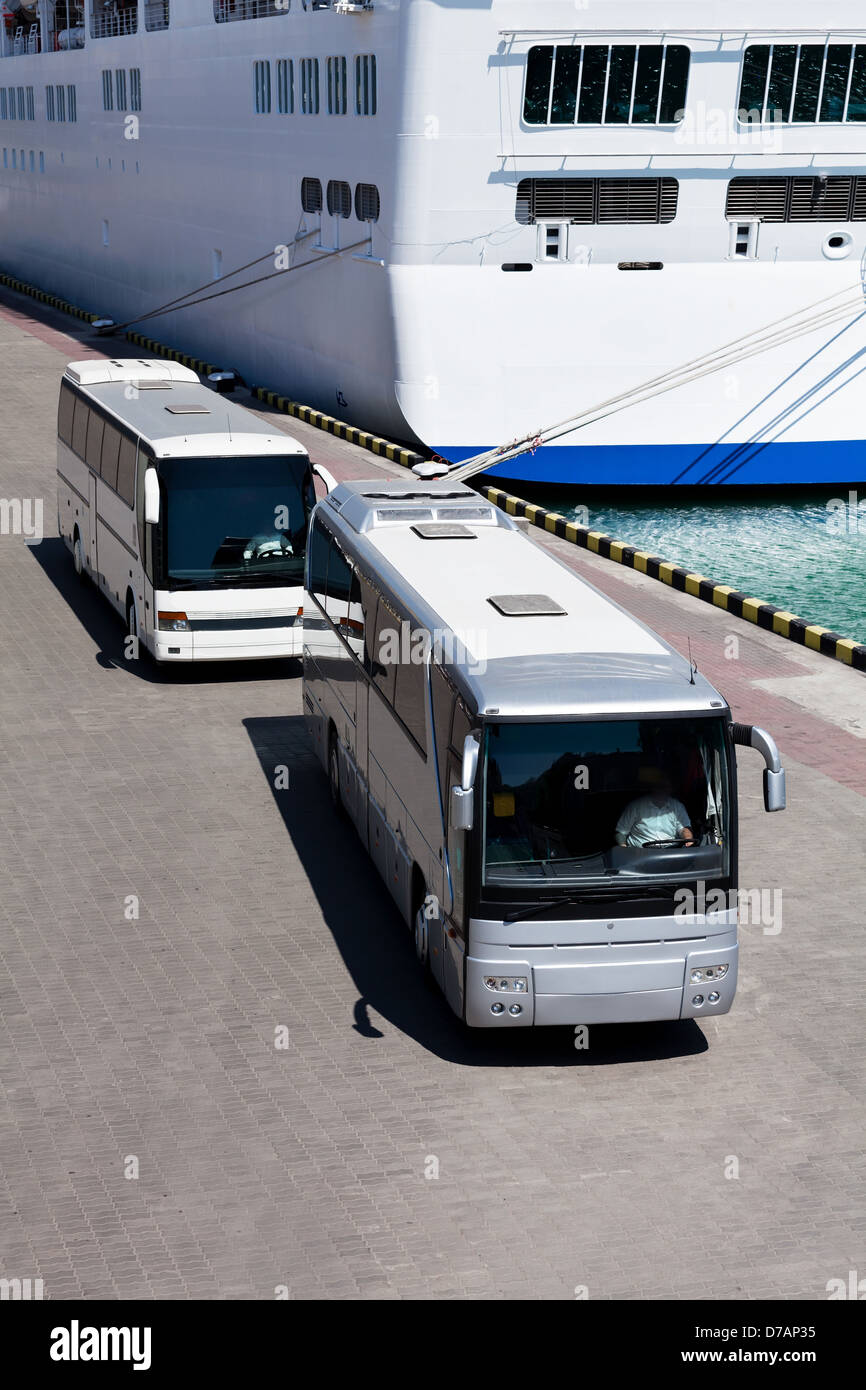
123,330,222,379
482,484,866,674
0,270,99,323
251,387,427,470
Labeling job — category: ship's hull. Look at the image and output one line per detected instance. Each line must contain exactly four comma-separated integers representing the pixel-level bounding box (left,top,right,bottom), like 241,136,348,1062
3,1,866,487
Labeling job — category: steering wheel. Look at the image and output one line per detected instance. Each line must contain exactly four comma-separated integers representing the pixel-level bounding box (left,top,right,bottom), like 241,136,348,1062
640,838,693,848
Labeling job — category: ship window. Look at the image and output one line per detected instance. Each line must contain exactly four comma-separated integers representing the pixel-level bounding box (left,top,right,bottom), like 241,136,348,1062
45,87,55,122
57,85,66,121
130,69,141,113
739,43,866,124
145,1,170,32
726,175,866,222
115,70,128,112
2,151,6,170
300,58,320,115
301,176,322,214
523,44,690,126
17,88,25,120
327,57,347,115
327,180,352,218
67,86,77,122
102,71,113,112
355,55,377,115
277,59,294,114
355,182,380,222
253,61,271,114
0,91,6,122
11,150,16,170
515,177,679,225
92,0,138,38
214,0,289,21
26,88,35,121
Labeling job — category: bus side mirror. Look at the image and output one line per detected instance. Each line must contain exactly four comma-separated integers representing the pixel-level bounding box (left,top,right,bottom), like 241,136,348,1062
144,468,160,525
451,732,481,831
763,768,786,813
732,723,786,812
312,462,337,494
451,785,474,832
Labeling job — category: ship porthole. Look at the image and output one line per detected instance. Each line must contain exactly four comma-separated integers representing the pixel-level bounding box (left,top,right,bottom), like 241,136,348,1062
823,232,852,260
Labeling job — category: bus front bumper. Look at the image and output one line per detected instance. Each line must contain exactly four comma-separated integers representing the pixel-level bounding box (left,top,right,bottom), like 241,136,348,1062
465,942,738,1028
152,622,303,663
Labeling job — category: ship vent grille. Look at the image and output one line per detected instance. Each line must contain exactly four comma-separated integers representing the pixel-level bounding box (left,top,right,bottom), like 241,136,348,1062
516,177,678,225
726,175,866,222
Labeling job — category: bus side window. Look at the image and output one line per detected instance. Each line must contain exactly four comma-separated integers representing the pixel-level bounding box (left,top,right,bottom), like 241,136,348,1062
359,576,378,675
325,539,352,631
372,597,398,703
307,515,330,607
116,435,136,507
135,441,146,566
430,663,455,804
101,423,121,492
71,397,89,459
85,411,104,476
58,383,75,446
450,700,471,758
394,646,427,754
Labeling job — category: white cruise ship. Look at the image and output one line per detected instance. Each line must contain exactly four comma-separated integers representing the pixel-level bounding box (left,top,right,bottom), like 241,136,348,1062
2,0,866,486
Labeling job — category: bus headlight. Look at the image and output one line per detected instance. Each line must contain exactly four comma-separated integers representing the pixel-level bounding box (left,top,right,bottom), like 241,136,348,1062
483,976,528,993
690,964,729,984
158,611,190,631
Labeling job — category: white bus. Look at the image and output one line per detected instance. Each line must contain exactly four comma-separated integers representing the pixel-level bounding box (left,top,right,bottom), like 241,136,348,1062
56,359,334,662
304,479,787,1030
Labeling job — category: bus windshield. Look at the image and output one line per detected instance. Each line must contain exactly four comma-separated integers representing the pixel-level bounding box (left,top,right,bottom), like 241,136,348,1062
161,454,315,587
482,716,730,894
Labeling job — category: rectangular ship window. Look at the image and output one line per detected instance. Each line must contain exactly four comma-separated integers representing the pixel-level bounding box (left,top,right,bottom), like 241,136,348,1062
277,59,294,114
115,70,127,112
739,43,866,124
523,44,689,126
254,60,271,114
130,69,141,113
300,58,319,115
26,87,35,121
355,55,377,115
327,56,347,115
102,71,113,112
68,86,77,123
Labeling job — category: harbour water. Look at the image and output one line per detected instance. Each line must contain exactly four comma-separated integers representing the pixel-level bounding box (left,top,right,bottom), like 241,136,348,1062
520,486,866,645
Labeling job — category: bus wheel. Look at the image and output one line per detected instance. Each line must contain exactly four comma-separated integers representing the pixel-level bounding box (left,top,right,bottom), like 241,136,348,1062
328,732,345,818
72,529,85,581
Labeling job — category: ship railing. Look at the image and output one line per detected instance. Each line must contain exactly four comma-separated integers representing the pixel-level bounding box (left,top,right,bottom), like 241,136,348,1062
214,0,291,22
144,0,170,30
91,5,139,39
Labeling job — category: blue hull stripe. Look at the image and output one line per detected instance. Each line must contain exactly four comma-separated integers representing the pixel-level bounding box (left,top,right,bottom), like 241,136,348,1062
438,440,866,487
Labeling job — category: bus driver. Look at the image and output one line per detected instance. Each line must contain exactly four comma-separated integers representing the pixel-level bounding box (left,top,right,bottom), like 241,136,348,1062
615,769,694,848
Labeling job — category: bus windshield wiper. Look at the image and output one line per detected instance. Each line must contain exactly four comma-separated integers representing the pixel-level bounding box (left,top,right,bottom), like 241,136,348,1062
504,886,664,924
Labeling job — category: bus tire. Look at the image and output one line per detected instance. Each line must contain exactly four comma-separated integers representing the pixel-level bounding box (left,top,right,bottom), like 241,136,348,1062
412,872,434,982
328,729,346,819
125,592,143,660
72,528,85,581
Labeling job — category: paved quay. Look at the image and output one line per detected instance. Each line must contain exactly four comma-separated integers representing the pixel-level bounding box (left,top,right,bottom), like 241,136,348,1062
0,284,864,1301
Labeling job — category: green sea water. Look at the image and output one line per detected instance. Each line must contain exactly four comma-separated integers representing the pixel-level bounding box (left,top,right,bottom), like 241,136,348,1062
520,487,866,645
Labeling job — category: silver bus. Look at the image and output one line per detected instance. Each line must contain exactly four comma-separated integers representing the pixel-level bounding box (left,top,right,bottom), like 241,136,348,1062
303,480,786,1029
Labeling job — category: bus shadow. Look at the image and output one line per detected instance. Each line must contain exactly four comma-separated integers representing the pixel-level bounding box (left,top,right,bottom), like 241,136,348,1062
245,715,709,1067
28,537,301,686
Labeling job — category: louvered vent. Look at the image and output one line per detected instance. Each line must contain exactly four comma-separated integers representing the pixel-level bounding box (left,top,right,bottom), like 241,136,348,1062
516,177,678,226
726,175,866,222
